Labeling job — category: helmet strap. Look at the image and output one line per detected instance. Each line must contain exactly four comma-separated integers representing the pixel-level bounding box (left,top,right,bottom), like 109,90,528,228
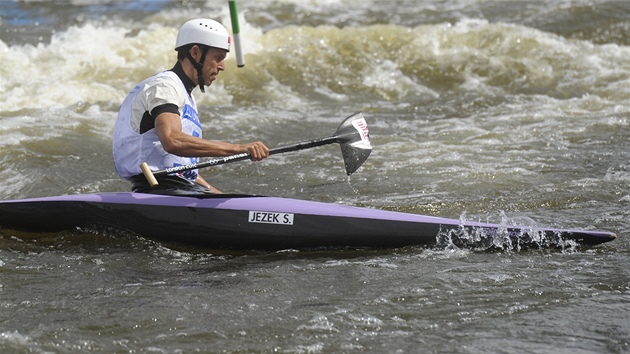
186,46,209,93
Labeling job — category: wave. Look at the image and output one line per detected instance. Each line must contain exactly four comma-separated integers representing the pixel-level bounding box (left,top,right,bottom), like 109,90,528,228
2,17,630,113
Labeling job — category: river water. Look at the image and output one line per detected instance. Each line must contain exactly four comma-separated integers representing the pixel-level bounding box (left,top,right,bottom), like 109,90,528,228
1,0,629,352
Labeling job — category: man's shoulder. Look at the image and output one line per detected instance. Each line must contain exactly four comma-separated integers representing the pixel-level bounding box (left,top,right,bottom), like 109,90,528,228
142,72,186,101
144,71,183,91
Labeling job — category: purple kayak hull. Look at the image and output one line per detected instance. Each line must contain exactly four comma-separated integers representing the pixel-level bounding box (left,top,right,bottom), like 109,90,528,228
0,193,616,250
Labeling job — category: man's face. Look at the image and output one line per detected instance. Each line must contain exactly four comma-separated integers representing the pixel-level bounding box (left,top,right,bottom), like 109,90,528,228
201,47,227,86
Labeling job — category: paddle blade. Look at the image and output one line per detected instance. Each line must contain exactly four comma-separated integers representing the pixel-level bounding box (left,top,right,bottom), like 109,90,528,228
334,112,372,175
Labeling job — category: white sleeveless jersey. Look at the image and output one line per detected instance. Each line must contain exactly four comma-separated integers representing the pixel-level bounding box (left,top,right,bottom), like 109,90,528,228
113,71,202,181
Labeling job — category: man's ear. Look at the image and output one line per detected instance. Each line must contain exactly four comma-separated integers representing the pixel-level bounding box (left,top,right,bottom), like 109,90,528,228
189,45,201,61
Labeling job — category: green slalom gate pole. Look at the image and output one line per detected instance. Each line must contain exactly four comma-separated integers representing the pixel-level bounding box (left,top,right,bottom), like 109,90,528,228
229,0,244,67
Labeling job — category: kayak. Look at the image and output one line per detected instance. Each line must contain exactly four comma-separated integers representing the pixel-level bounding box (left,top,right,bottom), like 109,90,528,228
2,115,614,250
0,192,616,250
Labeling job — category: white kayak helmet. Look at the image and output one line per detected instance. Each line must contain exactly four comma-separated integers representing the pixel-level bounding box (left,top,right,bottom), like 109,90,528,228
175,19,231,93
175,18,231,52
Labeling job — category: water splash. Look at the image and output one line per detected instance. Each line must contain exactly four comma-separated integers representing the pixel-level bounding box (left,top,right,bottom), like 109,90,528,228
435,211,581,252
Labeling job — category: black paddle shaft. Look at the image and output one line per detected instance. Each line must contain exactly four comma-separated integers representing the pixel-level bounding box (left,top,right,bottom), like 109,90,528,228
269,136,338,154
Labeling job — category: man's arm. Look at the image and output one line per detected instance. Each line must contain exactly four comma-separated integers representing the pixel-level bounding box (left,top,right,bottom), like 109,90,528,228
154,112,269,160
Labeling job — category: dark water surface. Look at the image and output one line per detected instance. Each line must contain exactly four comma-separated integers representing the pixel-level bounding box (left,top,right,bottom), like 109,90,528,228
1,0,629,352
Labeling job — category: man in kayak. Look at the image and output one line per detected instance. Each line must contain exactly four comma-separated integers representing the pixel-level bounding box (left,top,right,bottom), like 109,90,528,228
113,18,269,195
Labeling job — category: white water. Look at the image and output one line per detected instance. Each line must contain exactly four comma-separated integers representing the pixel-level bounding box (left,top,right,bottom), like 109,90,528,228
0,0,629,352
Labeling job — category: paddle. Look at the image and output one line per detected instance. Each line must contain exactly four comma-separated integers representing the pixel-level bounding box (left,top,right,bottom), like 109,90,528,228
140,112,372,187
